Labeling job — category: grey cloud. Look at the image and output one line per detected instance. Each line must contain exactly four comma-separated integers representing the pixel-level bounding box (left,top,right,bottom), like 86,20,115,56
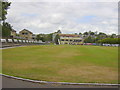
6,1,118,34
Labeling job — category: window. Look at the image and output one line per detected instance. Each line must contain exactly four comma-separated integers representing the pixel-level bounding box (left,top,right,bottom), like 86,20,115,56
22,33,28,35
61,39,64,41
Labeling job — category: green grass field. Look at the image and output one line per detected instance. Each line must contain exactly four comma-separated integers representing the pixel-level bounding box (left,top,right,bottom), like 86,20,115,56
2,45,118,83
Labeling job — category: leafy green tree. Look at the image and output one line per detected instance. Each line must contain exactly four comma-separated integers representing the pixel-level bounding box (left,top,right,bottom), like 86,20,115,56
98,32,106,35
57,30,62,34
84,36,95,43
74,33,78,35
95,37,101,42
79,33,82,35
36,34,41,41
83,32,88,35
36,34,46,42
36,33,53,42
0,1,11,21
0,1,12,38
110,34,116,38
97,38,119,44
54,34,60,44
0,1,1,21
2,22,12,38
46,33,53,41
97,32,107,39
90,32,95,36
118,38,120,44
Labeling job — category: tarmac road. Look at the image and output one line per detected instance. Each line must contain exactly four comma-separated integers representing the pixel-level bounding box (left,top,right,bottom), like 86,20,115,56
2,75,119,88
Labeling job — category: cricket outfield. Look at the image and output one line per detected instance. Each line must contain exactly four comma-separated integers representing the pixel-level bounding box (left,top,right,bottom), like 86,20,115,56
2,45,118,84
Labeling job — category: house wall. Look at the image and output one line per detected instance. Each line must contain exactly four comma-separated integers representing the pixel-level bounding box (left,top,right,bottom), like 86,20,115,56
19,30,33,40
59,37,83,45
11,31,16,37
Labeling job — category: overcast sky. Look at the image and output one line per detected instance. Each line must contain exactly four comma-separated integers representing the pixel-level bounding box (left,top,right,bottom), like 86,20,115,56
7,0,118,34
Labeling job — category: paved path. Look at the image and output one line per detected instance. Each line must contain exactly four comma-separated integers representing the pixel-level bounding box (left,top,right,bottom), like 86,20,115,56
2,75,118,88
0,46,25,50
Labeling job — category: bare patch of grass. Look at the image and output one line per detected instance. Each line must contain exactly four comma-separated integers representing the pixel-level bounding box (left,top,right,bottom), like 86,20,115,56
58,63,118,83
2,45,118,83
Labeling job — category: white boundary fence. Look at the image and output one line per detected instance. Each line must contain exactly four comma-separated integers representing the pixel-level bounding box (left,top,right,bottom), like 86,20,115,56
0,39,45,47
0,39,43,44
84,43,119,47
102,44,119,47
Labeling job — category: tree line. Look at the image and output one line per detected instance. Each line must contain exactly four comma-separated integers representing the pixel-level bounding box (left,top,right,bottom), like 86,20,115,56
82,31,119,44
36,33,53,42
36,30,119,44
0,0,13,38
97,38,120,44
1,1,119,45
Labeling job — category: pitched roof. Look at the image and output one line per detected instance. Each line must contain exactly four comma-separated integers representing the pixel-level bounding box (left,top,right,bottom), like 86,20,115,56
59,34,80,37
19,29,33,34
12,29,16,32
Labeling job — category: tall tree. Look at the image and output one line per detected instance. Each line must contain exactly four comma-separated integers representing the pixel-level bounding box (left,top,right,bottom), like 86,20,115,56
57,30,62,34
110,34,116,38
84,36,95,43
2,22,12,37
54,34,60,44
74,33,78,35
36,34,46,42
97,38,119,44
46,33,53,41
0,1,11,21
98,32,106,36
90,32,95,36
0,0,12,38
83,32,88,35
79,32,82,35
